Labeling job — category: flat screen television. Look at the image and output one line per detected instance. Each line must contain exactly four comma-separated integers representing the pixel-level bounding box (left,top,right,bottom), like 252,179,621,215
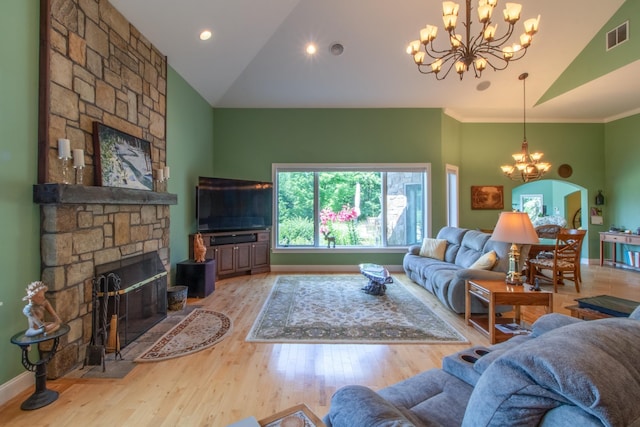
196,176,273,233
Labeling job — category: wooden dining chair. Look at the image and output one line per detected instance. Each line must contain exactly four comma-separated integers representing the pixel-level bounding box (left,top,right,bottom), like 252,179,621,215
528,229,587,293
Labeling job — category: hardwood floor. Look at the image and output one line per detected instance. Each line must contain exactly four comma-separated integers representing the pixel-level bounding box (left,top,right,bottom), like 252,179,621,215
2,264,639,426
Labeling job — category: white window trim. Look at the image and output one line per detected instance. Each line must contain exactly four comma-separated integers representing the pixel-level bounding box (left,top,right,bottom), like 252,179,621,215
445,164,459,228
271,163,431,253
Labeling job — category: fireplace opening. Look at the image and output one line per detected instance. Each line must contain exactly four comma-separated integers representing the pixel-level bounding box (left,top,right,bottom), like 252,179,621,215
94,252,167,349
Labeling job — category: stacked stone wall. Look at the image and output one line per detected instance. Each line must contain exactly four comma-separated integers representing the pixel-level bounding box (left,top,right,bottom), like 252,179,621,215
47,0,166,184
38,0,169,377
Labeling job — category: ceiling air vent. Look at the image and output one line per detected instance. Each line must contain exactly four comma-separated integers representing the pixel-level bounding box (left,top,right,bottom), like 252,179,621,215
606,21,629,50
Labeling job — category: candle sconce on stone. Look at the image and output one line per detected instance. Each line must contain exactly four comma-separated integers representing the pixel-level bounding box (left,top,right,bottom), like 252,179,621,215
57,139,71,184
153,166,170,192
73,149,85,185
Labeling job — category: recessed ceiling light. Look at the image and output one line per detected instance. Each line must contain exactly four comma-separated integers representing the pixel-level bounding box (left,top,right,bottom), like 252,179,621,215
200,30,212,41
306,43,317,55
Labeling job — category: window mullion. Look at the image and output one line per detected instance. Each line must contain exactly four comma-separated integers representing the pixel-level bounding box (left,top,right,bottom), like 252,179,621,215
314,172,320,247
381,172,388,247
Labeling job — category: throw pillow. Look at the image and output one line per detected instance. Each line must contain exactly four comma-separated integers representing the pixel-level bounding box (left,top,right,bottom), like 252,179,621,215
469,250,497,270
419,238,447,260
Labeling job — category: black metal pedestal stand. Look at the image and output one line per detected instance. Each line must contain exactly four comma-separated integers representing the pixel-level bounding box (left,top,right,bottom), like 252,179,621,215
11,324,70,410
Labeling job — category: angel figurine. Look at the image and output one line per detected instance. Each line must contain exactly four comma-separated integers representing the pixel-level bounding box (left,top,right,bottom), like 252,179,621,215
22,281,61,336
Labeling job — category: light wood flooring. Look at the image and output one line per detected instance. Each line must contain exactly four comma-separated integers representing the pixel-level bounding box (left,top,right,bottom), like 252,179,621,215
2,264,639,426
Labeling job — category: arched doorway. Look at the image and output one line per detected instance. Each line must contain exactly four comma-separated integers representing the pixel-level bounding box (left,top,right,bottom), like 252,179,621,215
512,180,588,259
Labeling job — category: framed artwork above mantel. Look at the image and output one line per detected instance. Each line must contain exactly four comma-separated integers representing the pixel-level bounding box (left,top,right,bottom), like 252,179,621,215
93,122,154,191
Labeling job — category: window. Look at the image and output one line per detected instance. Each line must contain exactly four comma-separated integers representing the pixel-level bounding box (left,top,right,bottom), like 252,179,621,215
520,194,544,221
273,164,430,250
445,164,459,227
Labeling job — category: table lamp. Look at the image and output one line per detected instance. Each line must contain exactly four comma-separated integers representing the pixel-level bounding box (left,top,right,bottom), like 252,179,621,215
490,211,540,285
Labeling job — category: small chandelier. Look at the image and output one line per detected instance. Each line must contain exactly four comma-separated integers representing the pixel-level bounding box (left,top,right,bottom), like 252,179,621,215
501,72,550,182
406,0,540,80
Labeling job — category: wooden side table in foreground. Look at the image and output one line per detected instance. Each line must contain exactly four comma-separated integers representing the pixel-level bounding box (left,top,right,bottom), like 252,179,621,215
259,403,326,427
465,280,553,344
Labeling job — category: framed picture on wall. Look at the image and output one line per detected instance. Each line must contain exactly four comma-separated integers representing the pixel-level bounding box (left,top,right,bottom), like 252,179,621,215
471,185,504,210
93,122,154,191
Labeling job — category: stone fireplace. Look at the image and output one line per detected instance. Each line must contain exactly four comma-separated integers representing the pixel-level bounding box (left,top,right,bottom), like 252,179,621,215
34,185,176,377
35,0,174,377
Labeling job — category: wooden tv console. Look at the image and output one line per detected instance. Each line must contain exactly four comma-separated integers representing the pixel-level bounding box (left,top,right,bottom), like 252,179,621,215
189,230,270,279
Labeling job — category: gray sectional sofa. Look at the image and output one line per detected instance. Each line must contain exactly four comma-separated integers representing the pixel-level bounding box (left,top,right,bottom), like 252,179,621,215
324,308,640,426
403,227,521,314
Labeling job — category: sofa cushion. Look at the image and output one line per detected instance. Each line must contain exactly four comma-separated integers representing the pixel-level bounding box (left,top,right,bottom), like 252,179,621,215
419,238,447,260
436,227,469,263
462,318,640,427
481,239,512,272
455,230,491,268
469,250,497,270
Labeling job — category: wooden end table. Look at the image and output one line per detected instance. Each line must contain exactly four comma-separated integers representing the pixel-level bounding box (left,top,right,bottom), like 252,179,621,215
465,280,553,344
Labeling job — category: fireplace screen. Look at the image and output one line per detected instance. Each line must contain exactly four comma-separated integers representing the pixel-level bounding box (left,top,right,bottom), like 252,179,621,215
94,252,167,348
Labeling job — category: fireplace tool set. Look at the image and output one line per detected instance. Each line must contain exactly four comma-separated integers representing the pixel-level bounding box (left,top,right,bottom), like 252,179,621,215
84,273,122,371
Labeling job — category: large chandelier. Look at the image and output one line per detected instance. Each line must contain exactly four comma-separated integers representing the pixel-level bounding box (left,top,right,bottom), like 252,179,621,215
501,72,550,182
406,1,540,80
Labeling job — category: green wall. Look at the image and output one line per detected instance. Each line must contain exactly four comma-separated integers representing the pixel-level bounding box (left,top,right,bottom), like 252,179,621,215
0,0,41,385
605,114,640,232
166,67,215,276
209,109,619,264
539,0,640,105
458,122,606,258
212,108,442,266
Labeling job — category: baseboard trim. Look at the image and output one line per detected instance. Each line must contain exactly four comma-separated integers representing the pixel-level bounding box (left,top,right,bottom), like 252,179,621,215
0,371,32,406
270,264,404,273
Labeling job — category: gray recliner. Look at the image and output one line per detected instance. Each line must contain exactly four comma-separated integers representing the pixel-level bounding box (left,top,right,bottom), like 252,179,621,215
324,307,640,427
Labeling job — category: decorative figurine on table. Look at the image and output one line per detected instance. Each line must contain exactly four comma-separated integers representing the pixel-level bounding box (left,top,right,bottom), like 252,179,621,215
194,233,207,263
22,281,61,336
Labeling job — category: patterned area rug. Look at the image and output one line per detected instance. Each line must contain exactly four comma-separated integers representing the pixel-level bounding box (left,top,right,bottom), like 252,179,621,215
135,308,232,362
246,275,468,344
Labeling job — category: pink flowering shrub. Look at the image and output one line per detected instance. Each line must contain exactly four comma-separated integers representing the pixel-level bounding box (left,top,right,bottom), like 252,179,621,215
320,205,360,245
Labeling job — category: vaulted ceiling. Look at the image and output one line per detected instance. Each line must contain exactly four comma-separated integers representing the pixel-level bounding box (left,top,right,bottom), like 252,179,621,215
110,0,639,122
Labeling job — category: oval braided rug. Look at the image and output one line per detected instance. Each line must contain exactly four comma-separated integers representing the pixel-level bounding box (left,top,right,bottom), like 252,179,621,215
135,308,232,362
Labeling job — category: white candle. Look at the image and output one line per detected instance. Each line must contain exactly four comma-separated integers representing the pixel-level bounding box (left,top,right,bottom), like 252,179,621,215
73,149,85,167
58,139,71,159
163,166,170,180
156,169,164,182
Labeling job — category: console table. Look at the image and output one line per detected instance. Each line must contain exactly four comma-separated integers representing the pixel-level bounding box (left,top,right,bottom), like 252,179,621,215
189,230,270,279
10,324,70,410
599,232,640,268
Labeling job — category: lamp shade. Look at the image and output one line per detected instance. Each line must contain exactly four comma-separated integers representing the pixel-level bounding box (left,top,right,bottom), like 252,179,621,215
490,211,539,244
